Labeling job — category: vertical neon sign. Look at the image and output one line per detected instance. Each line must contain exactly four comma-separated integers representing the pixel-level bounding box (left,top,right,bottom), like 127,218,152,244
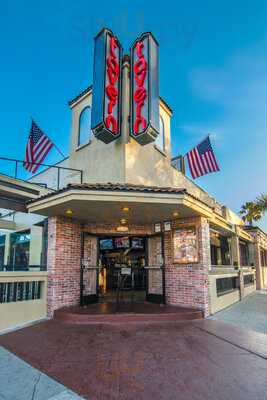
130,32,159,145
91,28,122,144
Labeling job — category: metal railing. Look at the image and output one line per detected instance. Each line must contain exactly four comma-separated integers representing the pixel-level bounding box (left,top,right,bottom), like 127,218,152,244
0,156,83,190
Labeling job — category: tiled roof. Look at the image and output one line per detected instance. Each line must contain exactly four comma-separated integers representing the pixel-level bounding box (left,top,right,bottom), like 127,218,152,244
70,182,186,193
29,183,187,203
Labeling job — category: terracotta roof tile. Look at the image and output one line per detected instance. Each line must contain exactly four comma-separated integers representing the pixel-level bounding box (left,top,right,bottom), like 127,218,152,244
28,183,187,204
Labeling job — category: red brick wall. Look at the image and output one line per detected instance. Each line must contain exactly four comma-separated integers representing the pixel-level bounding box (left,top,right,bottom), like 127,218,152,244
164,217,211,317
47,221,153,316
47,216,81,316
46,217,211,317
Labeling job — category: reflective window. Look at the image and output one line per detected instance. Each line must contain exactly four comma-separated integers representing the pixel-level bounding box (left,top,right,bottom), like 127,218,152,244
155,116,165,151
78,106,92,146
210,232,231,266
0,234,5,268
9,231,30,270
239,241,250,266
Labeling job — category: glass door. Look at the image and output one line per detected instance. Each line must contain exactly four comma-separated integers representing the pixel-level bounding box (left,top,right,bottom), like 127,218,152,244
80,233,99,305
146,234,165,303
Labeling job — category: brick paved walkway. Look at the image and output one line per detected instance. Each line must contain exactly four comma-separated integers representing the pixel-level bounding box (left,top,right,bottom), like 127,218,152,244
1,319,267,400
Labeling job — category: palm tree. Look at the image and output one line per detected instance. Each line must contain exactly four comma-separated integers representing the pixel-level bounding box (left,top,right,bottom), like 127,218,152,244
256,194,267,213
240,201,262,225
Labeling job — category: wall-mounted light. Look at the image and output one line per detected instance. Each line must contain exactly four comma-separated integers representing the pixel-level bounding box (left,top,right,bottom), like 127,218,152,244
173,212,179,217
65,209,73,216
120,218,127,225
122,207,130,212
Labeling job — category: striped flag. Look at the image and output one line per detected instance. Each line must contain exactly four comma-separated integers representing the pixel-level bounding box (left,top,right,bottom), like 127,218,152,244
24,120,54,174
186,136,220,179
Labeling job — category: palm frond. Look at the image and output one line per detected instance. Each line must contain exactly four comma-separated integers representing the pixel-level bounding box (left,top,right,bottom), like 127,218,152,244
256,194,267,211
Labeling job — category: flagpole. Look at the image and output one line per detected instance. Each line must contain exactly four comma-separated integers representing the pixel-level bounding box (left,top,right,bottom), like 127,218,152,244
31,117,66,159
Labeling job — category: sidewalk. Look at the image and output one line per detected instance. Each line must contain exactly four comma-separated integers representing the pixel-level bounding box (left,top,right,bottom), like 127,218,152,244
209,290,267,334
0,346,85,400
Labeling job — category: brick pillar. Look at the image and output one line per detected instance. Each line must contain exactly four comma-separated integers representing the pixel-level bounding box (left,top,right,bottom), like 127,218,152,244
164,217,211,317
47,216,82,317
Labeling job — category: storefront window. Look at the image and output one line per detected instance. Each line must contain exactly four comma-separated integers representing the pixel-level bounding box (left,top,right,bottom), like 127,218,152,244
0,234,6,270
155,116,165,151
210,231,231,266
239,241,249,266
78,106,92,147
260,249,267,267
9,231,30,271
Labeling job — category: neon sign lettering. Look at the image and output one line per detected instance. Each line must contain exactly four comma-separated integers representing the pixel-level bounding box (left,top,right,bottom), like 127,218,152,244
105,36,119,133
133,40,148,134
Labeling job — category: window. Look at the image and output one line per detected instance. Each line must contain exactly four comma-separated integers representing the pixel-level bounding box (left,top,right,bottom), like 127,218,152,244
244,274,255,287
239,241,249,266
9,231,30,271
78,106,92,147
216,276,239,296
210,231,231,266
155,116,165,151
0,234,5,269
260,249,267,267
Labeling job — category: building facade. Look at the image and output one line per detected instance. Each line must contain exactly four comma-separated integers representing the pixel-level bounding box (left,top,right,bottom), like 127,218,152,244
0,30,266,332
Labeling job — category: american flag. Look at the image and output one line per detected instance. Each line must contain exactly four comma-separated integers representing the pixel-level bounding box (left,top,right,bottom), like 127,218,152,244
24,120,54,174
186,136,220,179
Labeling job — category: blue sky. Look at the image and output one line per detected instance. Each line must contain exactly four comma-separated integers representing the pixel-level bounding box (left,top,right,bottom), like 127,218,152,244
0,0,267,229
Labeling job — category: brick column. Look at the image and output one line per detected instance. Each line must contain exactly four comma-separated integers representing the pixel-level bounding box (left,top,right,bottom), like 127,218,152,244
164,217,211,317
47,216,82,317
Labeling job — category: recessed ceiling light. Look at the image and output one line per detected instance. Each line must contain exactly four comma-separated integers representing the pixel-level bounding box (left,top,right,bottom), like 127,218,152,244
65,209,73,216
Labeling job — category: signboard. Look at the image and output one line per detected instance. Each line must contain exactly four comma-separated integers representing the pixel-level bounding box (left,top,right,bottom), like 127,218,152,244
173,227,198,264
91,28,122,143
130,32,160,145
164,221,171,231
121,267,132,275
154,223,161,233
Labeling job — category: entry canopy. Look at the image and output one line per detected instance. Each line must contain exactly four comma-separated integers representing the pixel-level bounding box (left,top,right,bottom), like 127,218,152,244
0,174,51,212
26,182,231,227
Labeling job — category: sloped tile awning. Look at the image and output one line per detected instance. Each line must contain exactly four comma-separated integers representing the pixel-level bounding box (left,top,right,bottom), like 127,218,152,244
27,183,214,224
